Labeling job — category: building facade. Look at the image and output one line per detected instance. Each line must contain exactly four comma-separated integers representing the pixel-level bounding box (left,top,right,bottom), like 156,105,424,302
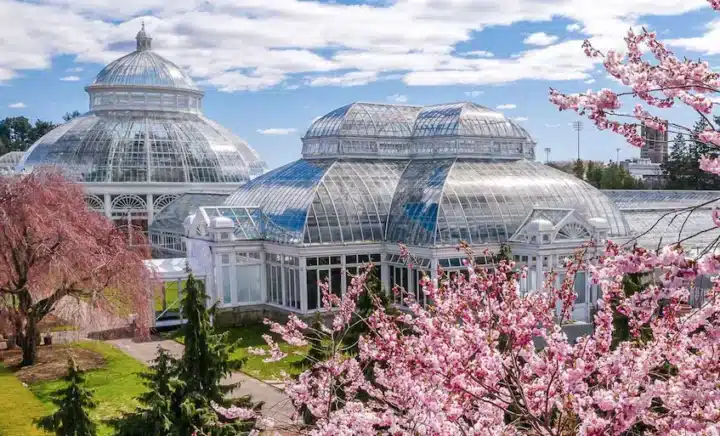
640,123,669,163
14,25,267,237
154,102,640,324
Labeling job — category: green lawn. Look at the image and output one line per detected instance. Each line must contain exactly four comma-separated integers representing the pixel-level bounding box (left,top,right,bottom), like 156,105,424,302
29,341,147,436
0,364,51,436
154,280,182,312
171,324,308,380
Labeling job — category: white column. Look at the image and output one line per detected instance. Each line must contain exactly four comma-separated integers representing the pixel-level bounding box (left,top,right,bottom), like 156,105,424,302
260,251,267,304
535,255,543,292
147,193,154,225
104,193,112,219
280,256,286,306
341,255,347,297
381,261,390,295
300,257,308,313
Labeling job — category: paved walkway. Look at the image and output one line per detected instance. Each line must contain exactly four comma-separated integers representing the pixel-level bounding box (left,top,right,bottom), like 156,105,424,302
106,337,297,428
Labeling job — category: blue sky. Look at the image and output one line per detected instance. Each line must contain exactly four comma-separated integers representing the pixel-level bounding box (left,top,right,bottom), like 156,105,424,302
2,0,720,171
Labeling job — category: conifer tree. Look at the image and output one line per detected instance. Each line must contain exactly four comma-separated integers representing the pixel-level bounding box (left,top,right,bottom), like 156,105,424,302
177,273,260,434
36,357,97,436
112,348,183,436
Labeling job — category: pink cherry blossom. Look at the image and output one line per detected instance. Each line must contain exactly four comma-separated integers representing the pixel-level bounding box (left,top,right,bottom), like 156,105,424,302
258,241,720,435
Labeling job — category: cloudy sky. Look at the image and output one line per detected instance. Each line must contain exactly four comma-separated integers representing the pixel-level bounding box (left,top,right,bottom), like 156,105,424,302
1,0,720,170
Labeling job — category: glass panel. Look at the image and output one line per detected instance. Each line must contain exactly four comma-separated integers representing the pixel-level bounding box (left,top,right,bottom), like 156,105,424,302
574,271,586,303
222,266,232,304
331,267,342,297
307,270,318,310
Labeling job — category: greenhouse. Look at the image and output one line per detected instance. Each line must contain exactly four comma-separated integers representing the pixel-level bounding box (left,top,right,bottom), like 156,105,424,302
147,101,709,324
13,24,267,236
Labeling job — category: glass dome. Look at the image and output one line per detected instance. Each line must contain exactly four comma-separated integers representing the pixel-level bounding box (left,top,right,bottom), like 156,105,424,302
301,102,535,160
17,25,267,183
90,23,198,91
223,158,629,246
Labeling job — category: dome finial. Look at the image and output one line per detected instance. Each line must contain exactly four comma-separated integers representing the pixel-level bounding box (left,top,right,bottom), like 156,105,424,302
136,21,152,51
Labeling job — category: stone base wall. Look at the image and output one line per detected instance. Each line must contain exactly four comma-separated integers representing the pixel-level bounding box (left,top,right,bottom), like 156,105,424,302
215,305,294,327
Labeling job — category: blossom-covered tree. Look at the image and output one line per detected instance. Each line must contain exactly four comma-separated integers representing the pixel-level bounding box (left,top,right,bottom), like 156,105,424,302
549,1,720,182
0,169,153,365
254,242,720,435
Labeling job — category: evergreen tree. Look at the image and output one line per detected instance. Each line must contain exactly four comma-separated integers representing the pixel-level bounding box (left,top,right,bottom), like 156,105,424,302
177,274,259,434
35,357,97,436
662,116,720,190
343,270,395,356
112,348,183,436
572,159,585,179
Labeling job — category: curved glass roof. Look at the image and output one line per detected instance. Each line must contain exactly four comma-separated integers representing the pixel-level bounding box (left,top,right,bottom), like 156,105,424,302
17,112,258,183
90,25,198,91
304,102,531,140
385,159,628,245
224,158,628,246
0,151,23,174
223,159,407,244
602,190,720,210
150,192,228,235
305,103,421,138
18,26,267,184
92,50,198,91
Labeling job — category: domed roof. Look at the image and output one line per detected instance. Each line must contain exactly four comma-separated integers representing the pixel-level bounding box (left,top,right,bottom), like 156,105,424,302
304,101,532,141
91,51,199,91
18,25,267,184
301,101,535,160
17,113,260,184
89,23,198,91
222,158,628,246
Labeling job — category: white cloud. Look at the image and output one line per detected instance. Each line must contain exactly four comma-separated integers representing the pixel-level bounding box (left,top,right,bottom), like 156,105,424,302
458,50,494,58
496,103,516,109
514,116,528,122
8,102,26,108
0,0,712,91
584,78,596,84
566,23,582,32
66,66,83,72
387,93,408,103
465,90,484,98
60,75,80,81
523,32,559,46
257,128,297,135
668,20,720,54
308,71,377,87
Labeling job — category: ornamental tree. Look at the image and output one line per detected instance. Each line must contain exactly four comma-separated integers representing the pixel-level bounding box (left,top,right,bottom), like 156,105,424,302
0,169,153,365
549,1,720,186
256,242,720,435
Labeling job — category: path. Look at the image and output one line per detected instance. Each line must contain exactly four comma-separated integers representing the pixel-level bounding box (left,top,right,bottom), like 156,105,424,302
106,337,297,428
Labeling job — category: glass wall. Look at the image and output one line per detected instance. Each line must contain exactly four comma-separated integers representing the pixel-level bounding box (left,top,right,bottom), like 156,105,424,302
218,251,262,306
306,256,343,310
266,254,301,310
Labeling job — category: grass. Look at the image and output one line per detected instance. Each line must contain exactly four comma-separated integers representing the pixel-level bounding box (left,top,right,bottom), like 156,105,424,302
154,281,182,312
171,323,308,380
29,341,147,436
0,364,52,436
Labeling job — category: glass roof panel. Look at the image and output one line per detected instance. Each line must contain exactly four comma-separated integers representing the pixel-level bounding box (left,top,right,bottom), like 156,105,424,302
91,50,199,91
223,159,334,244
149,192,228,235
623,209,720,249
304,160,408,244
602,190,720,210
17,112,261,183
304,103,421,138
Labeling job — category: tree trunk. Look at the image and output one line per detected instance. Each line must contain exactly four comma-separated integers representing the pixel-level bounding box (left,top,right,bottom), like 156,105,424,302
19,315,40,366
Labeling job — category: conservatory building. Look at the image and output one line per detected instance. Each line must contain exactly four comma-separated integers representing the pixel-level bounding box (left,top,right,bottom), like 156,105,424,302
159,101,634,324
14,25,267,237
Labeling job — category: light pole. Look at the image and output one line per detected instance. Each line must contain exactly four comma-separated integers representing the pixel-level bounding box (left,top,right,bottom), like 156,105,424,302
616,148,621,163
572,121,583,161
544,147,551,163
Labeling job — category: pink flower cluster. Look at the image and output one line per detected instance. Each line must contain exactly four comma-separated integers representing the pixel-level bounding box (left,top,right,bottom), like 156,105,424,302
262,243,720,435
550,3,720,156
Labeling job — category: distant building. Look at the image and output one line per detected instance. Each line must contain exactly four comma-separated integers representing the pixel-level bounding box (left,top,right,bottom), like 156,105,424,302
640,123,668,163
621,158,664,187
